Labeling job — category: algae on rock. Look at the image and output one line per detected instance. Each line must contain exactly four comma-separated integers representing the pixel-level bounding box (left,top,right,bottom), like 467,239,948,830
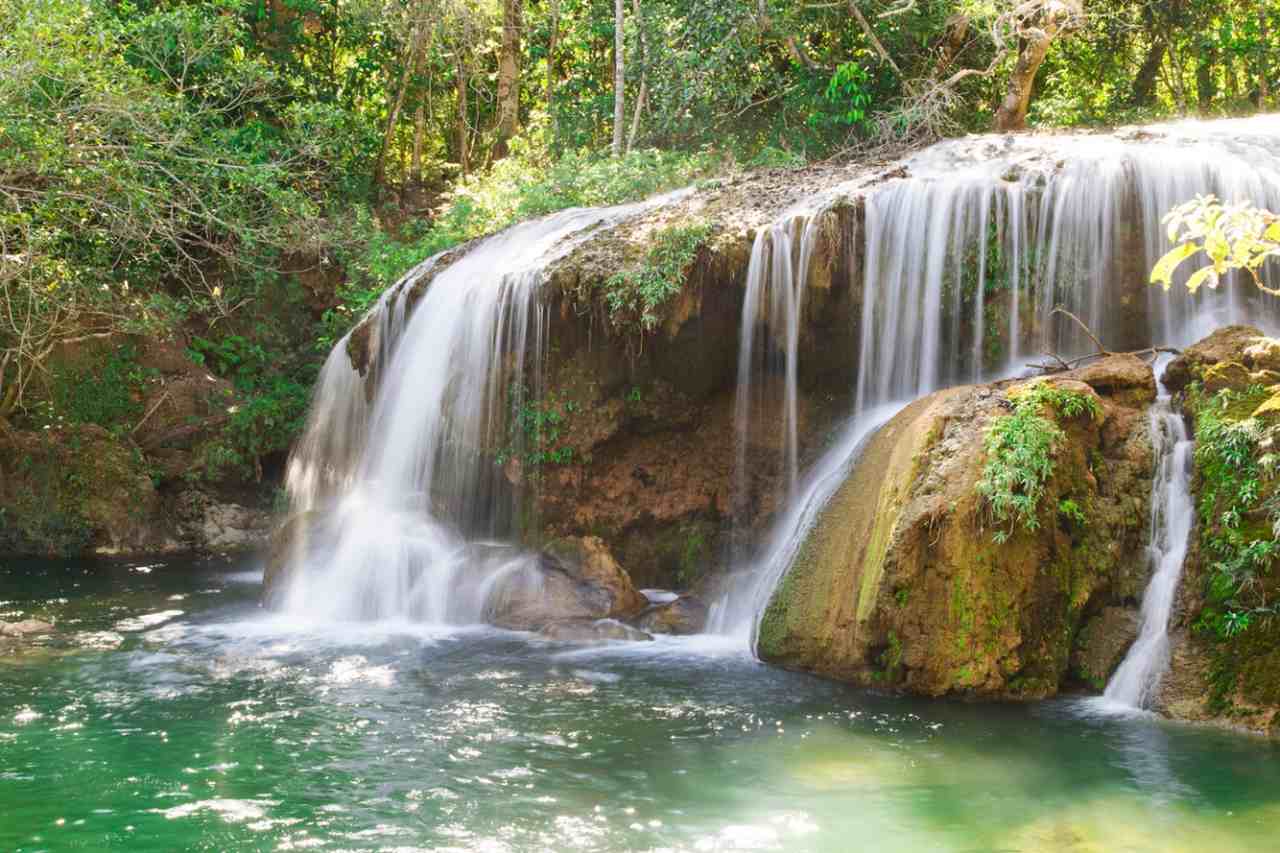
757,356,1157,699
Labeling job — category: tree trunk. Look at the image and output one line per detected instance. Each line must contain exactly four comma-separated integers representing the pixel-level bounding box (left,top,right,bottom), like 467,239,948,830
1195,43,1218,114
546,0,561,136
994,33,1054,131
1259,5,1271,106
1129,39,1165,108
373,16,426,197
456,58,470,177
993,1,1080,132
626,0,646,152
494,0,522,160
612,0,625,157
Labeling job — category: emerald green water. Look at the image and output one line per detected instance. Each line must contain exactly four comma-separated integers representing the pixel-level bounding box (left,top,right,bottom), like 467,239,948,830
3,558,1280,852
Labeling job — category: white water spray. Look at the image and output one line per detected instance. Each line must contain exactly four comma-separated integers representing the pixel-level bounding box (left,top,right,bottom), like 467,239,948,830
276,198,677,623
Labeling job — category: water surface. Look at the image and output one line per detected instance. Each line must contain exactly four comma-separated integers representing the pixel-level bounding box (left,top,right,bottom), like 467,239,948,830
3,558,1278,851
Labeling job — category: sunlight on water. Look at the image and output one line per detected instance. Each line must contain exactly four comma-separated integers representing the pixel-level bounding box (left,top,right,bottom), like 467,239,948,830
3,559,1280,851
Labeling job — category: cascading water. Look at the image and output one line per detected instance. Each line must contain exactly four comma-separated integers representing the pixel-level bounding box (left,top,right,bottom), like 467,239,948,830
1101,356,1195,710
718,115,1280,647
732,218,822,519
275,197,676,623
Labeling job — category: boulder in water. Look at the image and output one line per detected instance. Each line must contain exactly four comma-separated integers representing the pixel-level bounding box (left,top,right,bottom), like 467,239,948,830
757,357,1157,699
541,536,649,618
635,596,709,635
0,619,54,637
484,539,645,631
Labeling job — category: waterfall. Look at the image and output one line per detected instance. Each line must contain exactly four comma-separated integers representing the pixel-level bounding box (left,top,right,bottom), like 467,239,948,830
1102,358,1195,710
274,198,675,623
720,115,1280,647
733,218,822,522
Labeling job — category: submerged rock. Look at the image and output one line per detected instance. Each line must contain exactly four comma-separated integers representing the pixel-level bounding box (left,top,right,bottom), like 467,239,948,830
0,619,54,637
756,356,1156,699
635,596,709,635
539,618,653,643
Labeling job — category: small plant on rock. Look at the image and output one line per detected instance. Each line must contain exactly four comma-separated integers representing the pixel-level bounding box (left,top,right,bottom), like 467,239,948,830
977,381,1100,543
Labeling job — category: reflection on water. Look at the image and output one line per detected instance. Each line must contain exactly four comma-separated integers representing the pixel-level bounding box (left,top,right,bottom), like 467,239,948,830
2,557,1279,852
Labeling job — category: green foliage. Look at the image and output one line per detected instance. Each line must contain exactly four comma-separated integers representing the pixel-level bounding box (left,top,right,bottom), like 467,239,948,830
498,387,578,469
977,382,1100,543
1057,498,1086,527
1152,196,1280,295
1188,385,1280,640
603,222,711,330
823,62,874,127
187,332,311,482
47,344,150,434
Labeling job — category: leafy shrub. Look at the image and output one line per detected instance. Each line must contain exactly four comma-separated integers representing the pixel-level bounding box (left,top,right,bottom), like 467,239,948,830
1189,385,1280,639
603,222,712,331
977,381,1100,543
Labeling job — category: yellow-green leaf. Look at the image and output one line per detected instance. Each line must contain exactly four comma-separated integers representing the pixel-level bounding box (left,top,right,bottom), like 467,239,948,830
1150,242,1200,287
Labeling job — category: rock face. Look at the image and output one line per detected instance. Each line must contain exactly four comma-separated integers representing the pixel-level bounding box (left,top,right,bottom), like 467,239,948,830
757,356,1156,699
1153,328,1280,736
0,423,172,556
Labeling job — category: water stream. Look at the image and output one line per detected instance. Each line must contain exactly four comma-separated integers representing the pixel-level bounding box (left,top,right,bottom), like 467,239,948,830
277,197,677,624
1102,357,1196,710
4,558,1280,852
722,115,1280,642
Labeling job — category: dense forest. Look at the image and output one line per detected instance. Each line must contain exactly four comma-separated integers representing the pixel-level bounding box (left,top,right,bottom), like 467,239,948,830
0,0,1276,482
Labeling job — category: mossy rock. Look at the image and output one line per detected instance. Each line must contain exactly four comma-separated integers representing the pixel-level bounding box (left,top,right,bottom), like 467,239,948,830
758,357,1156,699
0,424,169,556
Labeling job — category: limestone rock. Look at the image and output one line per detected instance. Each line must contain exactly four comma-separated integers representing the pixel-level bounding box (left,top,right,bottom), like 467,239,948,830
1161,324,1266,392
757,363,1156,699
1070,354,1156,407
635,596,709,635
0,619,54,637
483,561,613,630
541,536,648,618
177,490,271,553
0,424,171,556
539,618,653,643
1070,607,1139,689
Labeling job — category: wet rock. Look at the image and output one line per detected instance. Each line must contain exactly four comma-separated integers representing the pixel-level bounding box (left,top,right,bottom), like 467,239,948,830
635,596,709,635
0,619,54,637
1070,607,1139,690
757,366,1156,700
541,536,648,618
484,562,612,630
1161,324,1266,392
539,618,653,643
262,510,324,600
